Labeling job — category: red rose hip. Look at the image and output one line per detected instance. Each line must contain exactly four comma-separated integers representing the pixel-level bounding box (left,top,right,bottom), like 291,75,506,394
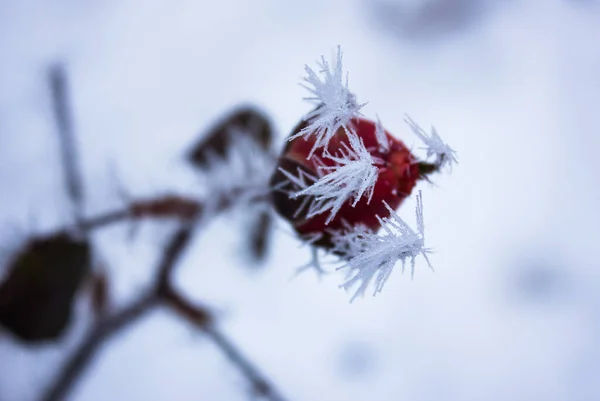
270,116,437,249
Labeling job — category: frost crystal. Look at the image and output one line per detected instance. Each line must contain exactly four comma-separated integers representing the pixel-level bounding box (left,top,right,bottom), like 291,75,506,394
334,191,432,302
404,114,457,171
374,116,390,152
277,165,320,219
288,46,366,158
288,133,380,224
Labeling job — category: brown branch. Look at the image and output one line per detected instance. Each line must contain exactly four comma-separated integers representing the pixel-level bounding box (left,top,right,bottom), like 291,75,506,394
36,60,283,401
40,221,195,401
161,284,212,327
40,291,158,401
155,223,197,292
49,188,270,246
204,326,286,401
39,189,286,401
78,208,130,232
76,195,201,233
162,290,285,401
64,189,262,235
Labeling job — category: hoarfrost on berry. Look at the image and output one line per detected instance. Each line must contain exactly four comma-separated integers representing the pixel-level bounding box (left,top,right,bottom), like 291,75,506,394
288,133,380,224
272,47,456,302
288,45,366,158
334,191,433,302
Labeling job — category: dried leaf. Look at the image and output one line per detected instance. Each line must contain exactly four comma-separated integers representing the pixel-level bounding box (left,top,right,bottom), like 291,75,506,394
188,106,274,168
0,233,91,342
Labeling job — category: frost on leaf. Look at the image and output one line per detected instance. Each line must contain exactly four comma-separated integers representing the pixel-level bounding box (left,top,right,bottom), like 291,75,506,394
404,114,457,171
288,45,366,158
285,133,380,224
201,130,275,211
333,191,433,302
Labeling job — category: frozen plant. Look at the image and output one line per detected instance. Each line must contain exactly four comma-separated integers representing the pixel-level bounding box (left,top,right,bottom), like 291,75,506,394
269,46,456,300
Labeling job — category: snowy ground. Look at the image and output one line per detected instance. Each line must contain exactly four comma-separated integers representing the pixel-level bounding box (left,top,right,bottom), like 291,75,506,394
1,1,599,400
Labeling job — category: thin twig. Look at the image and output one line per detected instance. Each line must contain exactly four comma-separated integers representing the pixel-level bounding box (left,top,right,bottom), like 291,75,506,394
163,291,286,401
60,189,268,235
49,64,85,223
155,222,197,292
204,326,287,401
162,287,212,327
78,195,200,233
78,209,130,232
41,221,196,401
40,291,158,401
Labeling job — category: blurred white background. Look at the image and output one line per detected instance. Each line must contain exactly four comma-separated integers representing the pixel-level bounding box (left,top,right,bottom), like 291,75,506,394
1,0,599,400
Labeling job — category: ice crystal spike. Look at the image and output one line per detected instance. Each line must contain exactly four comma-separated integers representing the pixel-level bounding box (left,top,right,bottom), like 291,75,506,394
288,46,366,158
